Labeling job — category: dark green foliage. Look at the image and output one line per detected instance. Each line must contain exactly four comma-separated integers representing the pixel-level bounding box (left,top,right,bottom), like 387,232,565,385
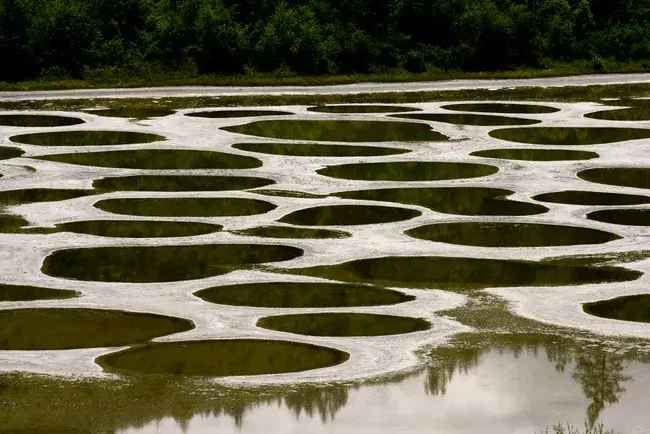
6,0,647,82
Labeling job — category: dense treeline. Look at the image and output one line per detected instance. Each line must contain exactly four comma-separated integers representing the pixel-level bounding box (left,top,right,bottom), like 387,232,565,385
1,0,649,82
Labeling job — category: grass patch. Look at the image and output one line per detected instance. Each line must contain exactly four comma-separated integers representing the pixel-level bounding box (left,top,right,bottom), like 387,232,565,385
0,308,193,350
97,339,349,376
194,282,414,308
43,244,303,282
38,149,263,169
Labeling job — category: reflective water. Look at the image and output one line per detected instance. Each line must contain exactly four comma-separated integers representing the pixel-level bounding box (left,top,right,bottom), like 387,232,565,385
57,220,223,238
0,114,84,127
307,105,420,113
490,127,650,145
186,110,294,118
2,333,647,433
232,142,409,157
335,187,547,216
10,130,166,146
406,222,620,247
280,204,421,226
232,225,350,239
318,161,498,181
98,339,348,376
471,148,599,161
0,308,193,350
257,313,431,336
95,197,277,217
585,100,650,121
289,256,639,289
39,149,263,169
588,209,650,226
93,175,274,192
43,244,304,282
579,168,650,189
0,284,78,301
442,103,560,114
584,295,650,323
194,282,414,308
222,120,448,142
391,112,541,126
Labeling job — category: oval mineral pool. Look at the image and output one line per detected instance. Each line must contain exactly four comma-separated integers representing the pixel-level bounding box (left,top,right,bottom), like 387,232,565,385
441,103,559,114
470,149,598,161
94,197,277,217
578,168,650,189
43,244,303,283
280,205,421,226
257,313,430,336
56,220,223,238
222,120,448,142
0,114,84,127
533,190,650,206
588,209,650,226
93,175,274,192
186,110,293,118
194,282,414,308
10,131,166,147
0,308,194,350
232,226,350,239
307,105,420,114
97,339,349,376
489,127,650,145
318,161,497,181
584,294,650,323
391,112,540,126
232,142,409,157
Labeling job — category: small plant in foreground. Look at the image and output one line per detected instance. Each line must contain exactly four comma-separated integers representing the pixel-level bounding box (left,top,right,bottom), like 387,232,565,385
538,422,617,434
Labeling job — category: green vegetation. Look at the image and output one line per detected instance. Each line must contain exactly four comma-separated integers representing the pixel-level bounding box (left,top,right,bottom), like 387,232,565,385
57,220,222,238
588,209,650,226
442,103,560,114
391,112,541,126
257,313,430,336
317,161,498,181
10,131,166,147
88,107,175,119
280,204,421,226
287,256,640,290
538,424,616,434
584,295,650,323
93,175,272,191
0,114,83,127
579,168,650,189
0,188,95,205
0,308,193,350
95,197,276,217
39,149,263,169
406,222,620,247
0,146,25,160
185,110,293,118
223,120,448,142
308,105,420,114
43,244,303,282
98,339,349,376
471,149,599,161
490,127,650,145
0,284,78,301
194,282,414,308
232,142,409,157
334,187,547,216
1,0,649,87
232,225,350,239
533,190,650,205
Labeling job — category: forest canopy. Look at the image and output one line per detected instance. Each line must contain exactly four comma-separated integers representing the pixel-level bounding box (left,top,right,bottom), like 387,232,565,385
1,0,649,82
